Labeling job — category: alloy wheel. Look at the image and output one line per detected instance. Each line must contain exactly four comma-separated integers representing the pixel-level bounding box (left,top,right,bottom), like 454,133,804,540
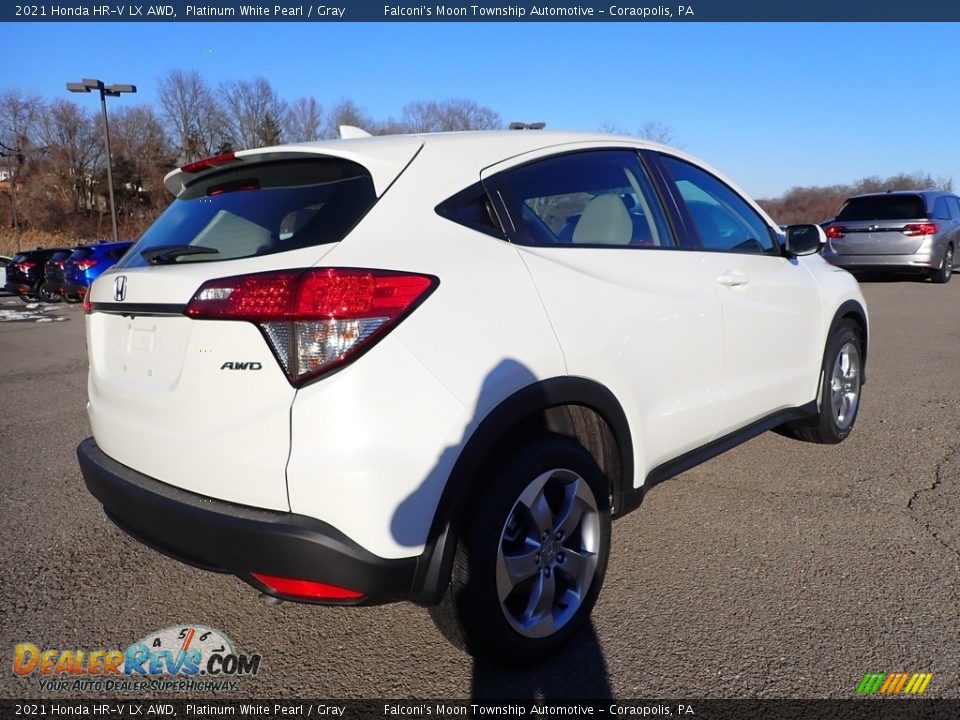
496,468,600,639
830,341,861,430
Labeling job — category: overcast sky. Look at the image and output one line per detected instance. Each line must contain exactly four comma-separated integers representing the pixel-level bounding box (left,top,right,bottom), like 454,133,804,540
8,21,956,198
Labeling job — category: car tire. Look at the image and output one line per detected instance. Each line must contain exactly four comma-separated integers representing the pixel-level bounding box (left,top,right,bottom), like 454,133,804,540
39,285,62,303
931,245,953,284
783,320,863,444
62,293,81,304
18,292,38,303
429,434,611,664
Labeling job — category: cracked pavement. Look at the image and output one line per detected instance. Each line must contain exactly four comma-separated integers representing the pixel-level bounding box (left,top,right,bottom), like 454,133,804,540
1,277,958,700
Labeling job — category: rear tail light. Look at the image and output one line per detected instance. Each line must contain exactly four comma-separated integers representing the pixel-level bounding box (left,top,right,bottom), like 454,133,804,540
75,259,99,271
82,293,91,314
185,268,437,386
180,151,238,174
825,225,846,239
15,261,36,271
903,223,938,237
250,572,364,601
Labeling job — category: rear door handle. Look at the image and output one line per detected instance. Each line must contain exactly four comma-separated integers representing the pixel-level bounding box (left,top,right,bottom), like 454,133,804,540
717,272,750,287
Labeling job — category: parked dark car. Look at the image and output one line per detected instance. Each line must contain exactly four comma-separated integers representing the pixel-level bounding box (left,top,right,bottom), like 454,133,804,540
41,249,82,303
4,248,72,302
0,256,12,293
63,242,134,299
822,190,960,283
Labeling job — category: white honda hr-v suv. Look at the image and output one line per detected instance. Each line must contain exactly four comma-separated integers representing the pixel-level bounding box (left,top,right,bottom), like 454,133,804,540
78,130,867,663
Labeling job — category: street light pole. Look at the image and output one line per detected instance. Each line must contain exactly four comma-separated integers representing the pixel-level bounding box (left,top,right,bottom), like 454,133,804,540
66,79,136,243
97,88,119,244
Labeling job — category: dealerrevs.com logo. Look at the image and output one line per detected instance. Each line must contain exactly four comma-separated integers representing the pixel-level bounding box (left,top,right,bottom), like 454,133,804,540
13,625,262,693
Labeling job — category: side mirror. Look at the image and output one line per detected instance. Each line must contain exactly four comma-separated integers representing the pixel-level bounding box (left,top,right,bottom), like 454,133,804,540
784,224,826,256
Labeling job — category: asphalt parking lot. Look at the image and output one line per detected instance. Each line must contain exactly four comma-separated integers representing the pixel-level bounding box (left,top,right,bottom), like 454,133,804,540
1,278,958,701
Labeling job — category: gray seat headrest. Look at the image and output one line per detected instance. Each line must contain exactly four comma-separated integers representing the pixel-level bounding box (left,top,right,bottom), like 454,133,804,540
572,194,632,245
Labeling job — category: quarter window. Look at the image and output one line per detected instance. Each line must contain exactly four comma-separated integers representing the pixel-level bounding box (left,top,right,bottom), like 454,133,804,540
496,150,675,248
947,196,960,219
660,155,776,255
932,197,950,220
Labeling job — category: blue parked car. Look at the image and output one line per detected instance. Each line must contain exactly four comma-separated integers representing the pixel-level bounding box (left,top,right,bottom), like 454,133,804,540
63,241,134,300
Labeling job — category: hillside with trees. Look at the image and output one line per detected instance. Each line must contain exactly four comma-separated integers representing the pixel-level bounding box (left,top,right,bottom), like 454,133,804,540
757,172,954,226
0,72,503,254
1,75,953,254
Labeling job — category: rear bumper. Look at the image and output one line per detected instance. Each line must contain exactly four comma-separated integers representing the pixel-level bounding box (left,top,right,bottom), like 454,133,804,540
77,438,417,605
5,281,31,295
823,250,938,271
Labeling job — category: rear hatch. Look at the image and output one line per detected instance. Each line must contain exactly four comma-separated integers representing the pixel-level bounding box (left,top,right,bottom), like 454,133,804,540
64,248,92,286
86,143,420,510
827,194,931,255
8,252,42,287
45,251,71,286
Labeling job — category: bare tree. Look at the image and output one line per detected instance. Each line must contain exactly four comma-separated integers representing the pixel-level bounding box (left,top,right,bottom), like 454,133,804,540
0,90,42,246
401,99,502,132
284,96,324,142
0,90,41,149
157,70,228,163
597,120,628,135
220,77,287,150
38,99,103,215
637,121,677,146
323,100,375,139
109,105,176,233
757,172,954,226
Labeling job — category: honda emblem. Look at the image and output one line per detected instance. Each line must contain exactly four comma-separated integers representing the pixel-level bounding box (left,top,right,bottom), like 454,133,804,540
114,275,127,302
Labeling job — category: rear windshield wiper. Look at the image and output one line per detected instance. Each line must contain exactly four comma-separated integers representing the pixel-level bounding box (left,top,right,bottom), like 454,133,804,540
142,245,220,264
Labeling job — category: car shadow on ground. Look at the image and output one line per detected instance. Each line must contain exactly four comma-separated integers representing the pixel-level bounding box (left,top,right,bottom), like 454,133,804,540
471,622,612,700
392,358,614,699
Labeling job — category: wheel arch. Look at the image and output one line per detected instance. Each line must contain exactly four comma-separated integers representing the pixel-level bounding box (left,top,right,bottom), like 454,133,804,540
832,299,869,384
409,376,633,606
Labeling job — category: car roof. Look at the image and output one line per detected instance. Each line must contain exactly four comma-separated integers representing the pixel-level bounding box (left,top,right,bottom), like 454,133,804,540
161,129,780,231
18,247,70,255
92,240,134,248
163,130,670,196
845,190,954,201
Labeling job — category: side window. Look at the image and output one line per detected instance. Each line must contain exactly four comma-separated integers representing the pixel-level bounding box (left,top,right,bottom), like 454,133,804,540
435,182,505,239
947,197,960,219
660,155,775,255
495,150,674,248
932,197,951,220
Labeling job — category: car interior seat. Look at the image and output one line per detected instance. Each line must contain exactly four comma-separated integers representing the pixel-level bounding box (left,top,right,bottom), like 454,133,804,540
572,193,633,245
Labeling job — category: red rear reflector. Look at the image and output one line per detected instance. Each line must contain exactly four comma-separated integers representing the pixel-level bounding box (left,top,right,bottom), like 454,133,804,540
82,293,91,313
180,152,238,174
903,223,938,237
185,268,437,386
75,259,99,271
251,572,364,601
825,225,846,239
15,261,36,271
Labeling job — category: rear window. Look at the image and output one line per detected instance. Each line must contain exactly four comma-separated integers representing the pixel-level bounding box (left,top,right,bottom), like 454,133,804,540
836,195,926,221
117,158,377,269
69,248,92,260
